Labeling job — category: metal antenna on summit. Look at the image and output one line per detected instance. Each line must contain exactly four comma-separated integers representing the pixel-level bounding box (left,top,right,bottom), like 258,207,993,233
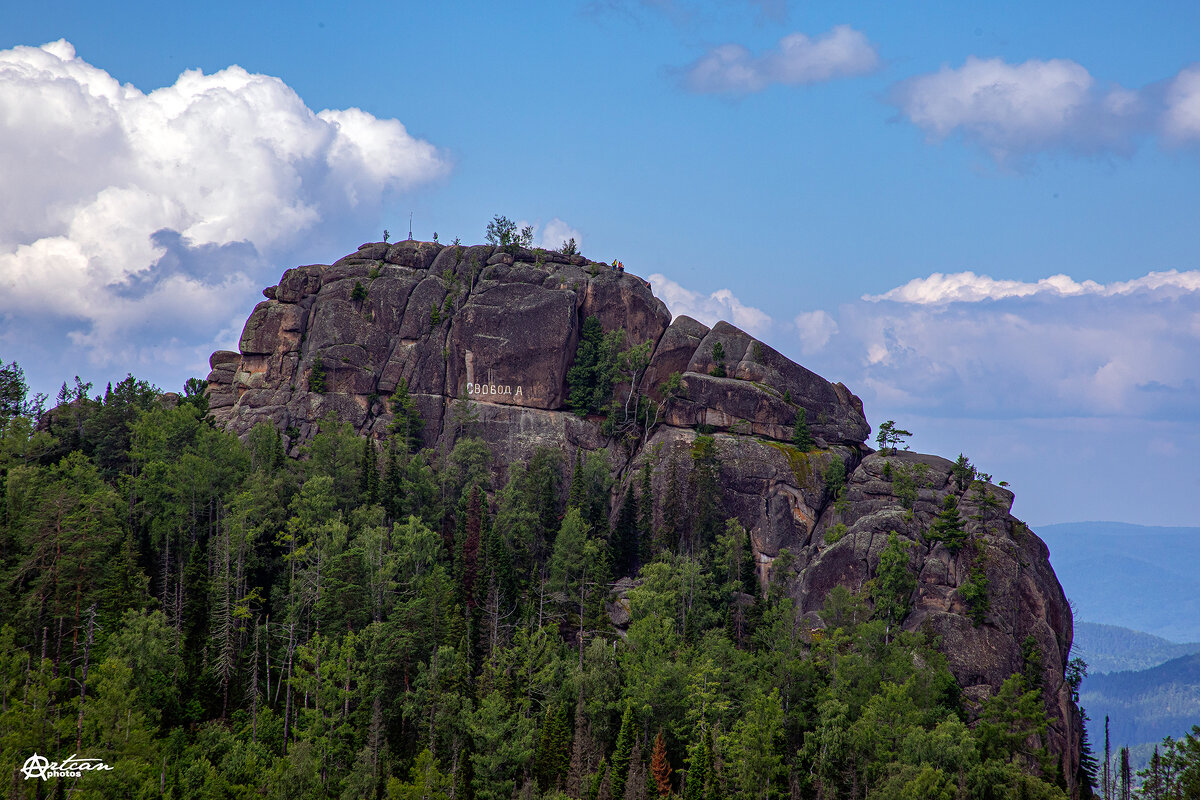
408,212,413,241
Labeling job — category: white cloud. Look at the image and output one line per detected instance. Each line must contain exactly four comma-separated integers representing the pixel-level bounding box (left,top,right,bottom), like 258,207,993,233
831,270,1200,421
537,218,583,251
864,269,1200,304
681,25,878,95
647,274,773,335
1163,65,1200,142
0,40,448,376
890,56,1143,161
792,310,838,353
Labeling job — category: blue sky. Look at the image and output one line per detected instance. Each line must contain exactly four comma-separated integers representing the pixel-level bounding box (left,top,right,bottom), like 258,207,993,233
2,0,1199,526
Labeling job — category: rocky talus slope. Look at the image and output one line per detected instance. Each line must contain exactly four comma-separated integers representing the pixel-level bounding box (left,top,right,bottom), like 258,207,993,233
207,240,1083,791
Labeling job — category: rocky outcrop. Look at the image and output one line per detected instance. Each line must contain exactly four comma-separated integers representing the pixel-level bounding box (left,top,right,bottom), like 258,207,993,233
207,239,1082,794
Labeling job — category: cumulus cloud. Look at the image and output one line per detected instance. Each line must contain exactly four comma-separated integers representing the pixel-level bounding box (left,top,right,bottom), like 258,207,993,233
0,40,448,381
1163,65,1200,142
681,25,878,95
830,270,1200,421
890,56,1145,161
891,56,1200,162
647,274,773,335
864,269,1200,304
537,218,583,251
792,310,838,353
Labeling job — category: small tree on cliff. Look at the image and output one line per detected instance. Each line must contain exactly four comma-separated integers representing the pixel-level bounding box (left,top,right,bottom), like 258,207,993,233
485,214,533,253
710,341,727,378
875,420,912,454
791,407,815,451
388,378,424,454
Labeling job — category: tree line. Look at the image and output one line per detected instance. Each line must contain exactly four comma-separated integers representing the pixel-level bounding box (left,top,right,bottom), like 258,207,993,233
1,356,1187,798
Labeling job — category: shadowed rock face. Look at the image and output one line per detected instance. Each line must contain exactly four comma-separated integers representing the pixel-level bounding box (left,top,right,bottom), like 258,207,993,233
208,240,1083,794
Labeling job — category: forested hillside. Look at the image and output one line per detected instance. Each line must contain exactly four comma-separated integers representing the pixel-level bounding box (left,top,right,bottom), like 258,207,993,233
0,365,1083,799
1072,623,1200,675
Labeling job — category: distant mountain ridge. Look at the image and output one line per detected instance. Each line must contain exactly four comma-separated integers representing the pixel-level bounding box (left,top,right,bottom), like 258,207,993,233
1038,521,1200,642
1073,622,1200,675
1080,652,1200,748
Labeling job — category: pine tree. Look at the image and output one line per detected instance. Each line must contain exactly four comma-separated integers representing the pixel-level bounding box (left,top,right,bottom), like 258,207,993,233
462,485,482,609
568,316,604,415
637,460,654,563
534,702,572,792
650,729,672,798
709,342,726,378
683,727,711,800
659,454,684,553
358,436,379,504
927,494,968,553
623,738,646,800
689,435,721,552
1103,716,1112,800
1119,746,1132,800
568,448,586,510
951,453,975,491
791,407,814,451
389,378,424,454
611,703,636,798
612,490,638,579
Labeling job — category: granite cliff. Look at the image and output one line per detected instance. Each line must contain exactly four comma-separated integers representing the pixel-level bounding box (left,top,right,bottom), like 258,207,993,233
208,239,1084,792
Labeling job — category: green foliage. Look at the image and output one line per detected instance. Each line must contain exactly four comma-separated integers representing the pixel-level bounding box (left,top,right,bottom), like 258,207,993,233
567,316,625,417
558,237,579,256
351,280,369,302
791,407,815,451
823,455,847,505
951,453,975,492
890,461,928,513
710,341,727,378
959,562,991,626
485,214,533,253
429,301,441,325
927,494,968,553
0,365,1072,800
308,355,327,393
875,420,913,454
873,532,915,628
388,378,424,454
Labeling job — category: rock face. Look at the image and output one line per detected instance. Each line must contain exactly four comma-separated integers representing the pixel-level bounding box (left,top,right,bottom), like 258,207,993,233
208,240,1083,794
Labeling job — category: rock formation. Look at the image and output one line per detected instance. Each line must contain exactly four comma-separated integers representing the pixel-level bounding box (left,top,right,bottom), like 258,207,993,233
207,239,1083,792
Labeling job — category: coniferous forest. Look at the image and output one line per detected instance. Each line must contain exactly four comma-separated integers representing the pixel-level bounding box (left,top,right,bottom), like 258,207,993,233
0,363,1196,799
